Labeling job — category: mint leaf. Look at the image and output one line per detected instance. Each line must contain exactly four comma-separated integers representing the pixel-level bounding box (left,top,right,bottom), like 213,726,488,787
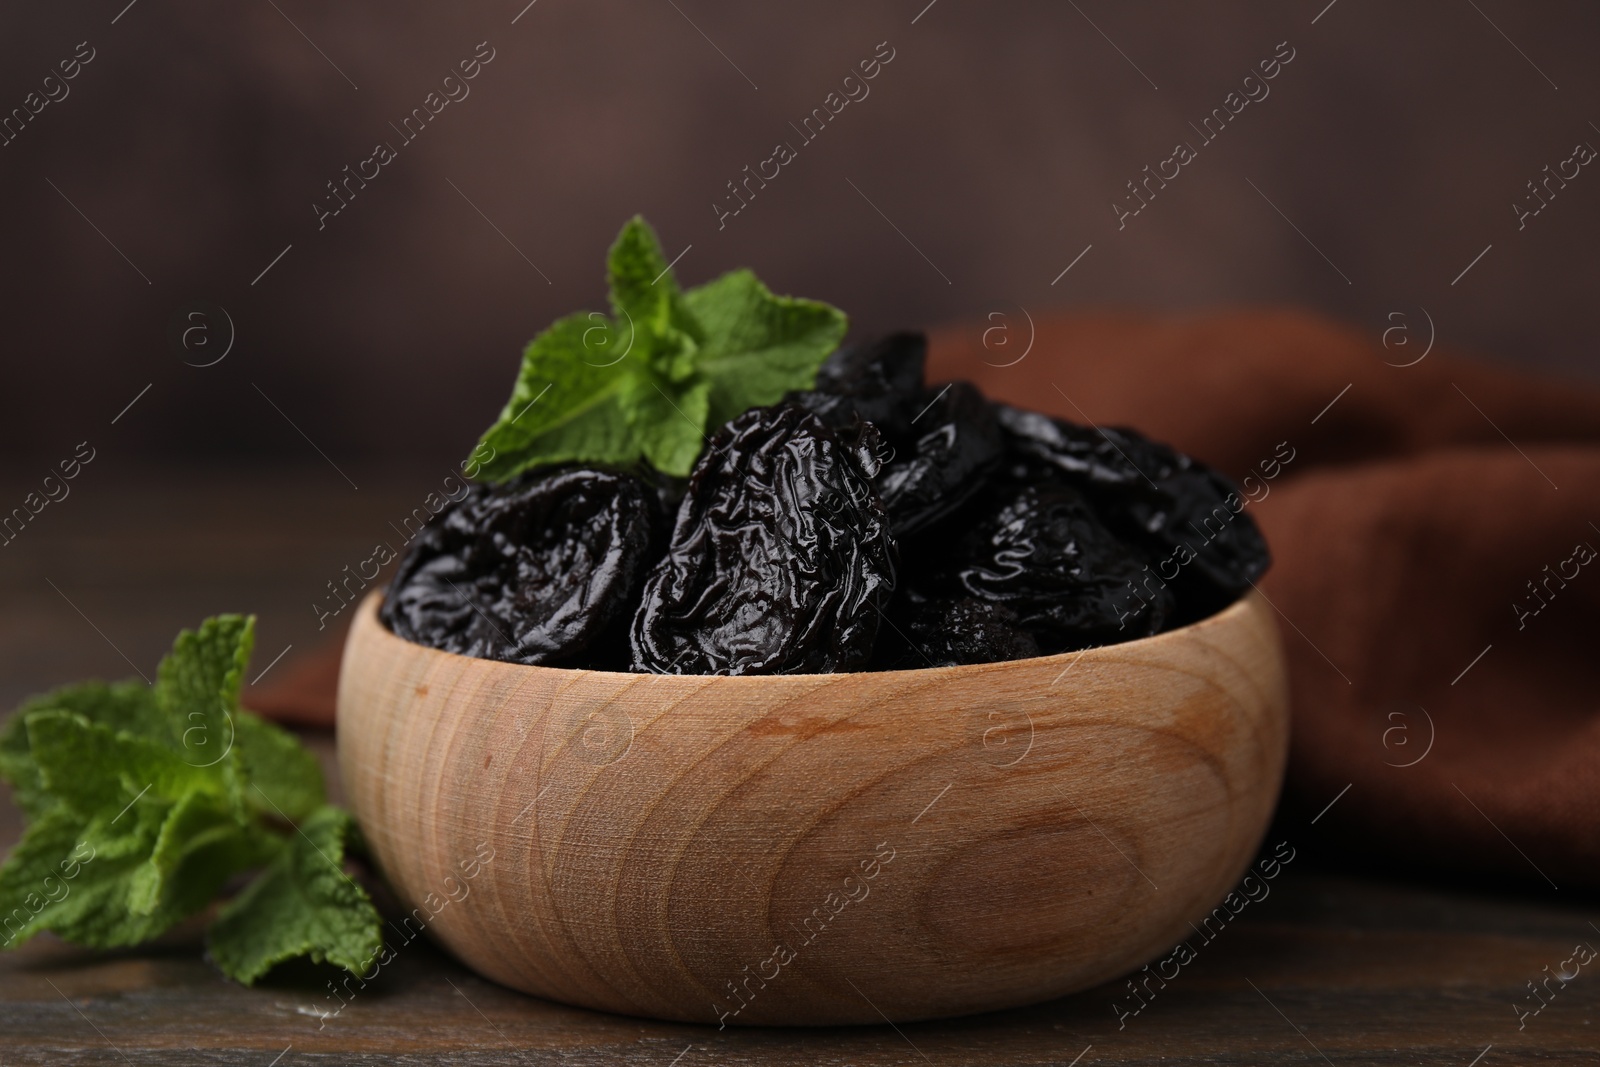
621,374,711,477
469,215,846,481
474,312,640,482
12,711,267,944
27,711,225,815
156,614,252,770
0,613,366,982
134,789,271,917
234,711,326,823
608,215,680,328
0,798,221,949
0,681,160,818
686,269,849,428
0,806,93,949
208,805,382,985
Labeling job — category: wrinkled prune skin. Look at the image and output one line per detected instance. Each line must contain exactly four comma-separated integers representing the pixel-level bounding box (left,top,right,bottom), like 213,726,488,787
872,593,1039,670
876,381,1002,536
380,469,659,668
629,404,897,675
922,480,1172,653
996,405,1146,488
791,333,1001,538
1091,428,1270,609
809,331,927,441
996,406,1270,616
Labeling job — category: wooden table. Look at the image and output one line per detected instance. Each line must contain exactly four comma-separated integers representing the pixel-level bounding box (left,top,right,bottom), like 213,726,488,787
2,472,1597,1064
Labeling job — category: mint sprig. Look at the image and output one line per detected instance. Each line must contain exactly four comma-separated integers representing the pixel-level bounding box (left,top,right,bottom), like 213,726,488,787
0,615,381,985
472,216,848,480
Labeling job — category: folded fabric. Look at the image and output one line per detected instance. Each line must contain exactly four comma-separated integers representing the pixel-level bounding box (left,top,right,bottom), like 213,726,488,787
923,308,1600,889
250,308,1600,887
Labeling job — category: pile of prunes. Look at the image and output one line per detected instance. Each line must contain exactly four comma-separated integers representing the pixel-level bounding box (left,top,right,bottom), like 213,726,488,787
380,334,1270,674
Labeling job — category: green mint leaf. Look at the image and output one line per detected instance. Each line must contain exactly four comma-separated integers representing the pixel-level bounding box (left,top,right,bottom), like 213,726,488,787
133,789,272,918
0,806,94,949
469,216,845,481
234,711,326,824
0,797,242,950
622,374,711,477
608,215,680,328
0,681,160,819
156,614,253,772
1,614,376,977
685,269,849,429
208,805,382,986
27,710,226,815
473,311,640,482
9,711,265,944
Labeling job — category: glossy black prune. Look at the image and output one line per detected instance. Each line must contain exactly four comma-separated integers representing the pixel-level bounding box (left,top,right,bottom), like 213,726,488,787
380,468,659,668
1091,428,1270,606
995,405,1145,488
875,381,1002,536
789,331,927,444
923,480,1173,653
629,404,897,675
872,593,1039,670
815,331,926,430
996,407,1271,613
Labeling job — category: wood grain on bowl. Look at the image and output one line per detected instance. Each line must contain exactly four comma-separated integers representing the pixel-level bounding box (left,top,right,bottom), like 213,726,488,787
337,591,1289,1026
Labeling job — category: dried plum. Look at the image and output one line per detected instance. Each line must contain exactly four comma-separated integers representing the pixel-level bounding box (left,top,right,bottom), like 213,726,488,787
380,468,659,668
872,593,1039,670
875,381,1002,536
785,331,927,446
923,480,1173,653
1088,428,1270,609
629,404,896,675
995,404,1145,488
997,407,1270,616
387,328,1270,676
811,331,926,441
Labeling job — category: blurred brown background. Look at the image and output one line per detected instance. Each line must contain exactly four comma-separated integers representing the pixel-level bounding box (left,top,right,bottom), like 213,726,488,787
2,0,1599,704
4,0,1600,468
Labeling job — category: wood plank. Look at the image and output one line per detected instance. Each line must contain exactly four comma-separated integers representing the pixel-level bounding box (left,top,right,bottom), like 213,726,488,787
2,867,1597,1064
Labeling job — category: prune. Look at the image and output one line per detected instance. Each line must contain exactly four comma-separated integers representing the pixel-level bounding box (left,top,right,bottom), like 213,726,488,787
995,405,1145,488
801,331,927,442
1094,430,1268,618
629,404,896,675
381,468,659,668
872,593,1039,670
922,480,1172,653
812,334,928,435
875,381,1002,536
996,407,1270,615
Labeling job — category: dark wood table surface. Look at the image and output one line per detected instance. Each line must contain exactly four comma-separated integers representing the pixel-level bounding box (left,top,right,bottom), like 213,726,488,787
3,471,1596,1065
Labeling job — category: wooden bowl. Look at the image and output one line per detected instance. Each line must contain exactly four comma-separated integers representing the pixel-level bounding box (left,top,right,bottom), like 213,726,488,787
337,590,1288,1026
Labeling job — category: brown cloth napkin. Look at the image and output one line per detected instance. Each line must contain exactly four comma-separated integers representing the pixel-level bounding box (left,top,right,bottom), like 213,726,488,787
252,308,1600,888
